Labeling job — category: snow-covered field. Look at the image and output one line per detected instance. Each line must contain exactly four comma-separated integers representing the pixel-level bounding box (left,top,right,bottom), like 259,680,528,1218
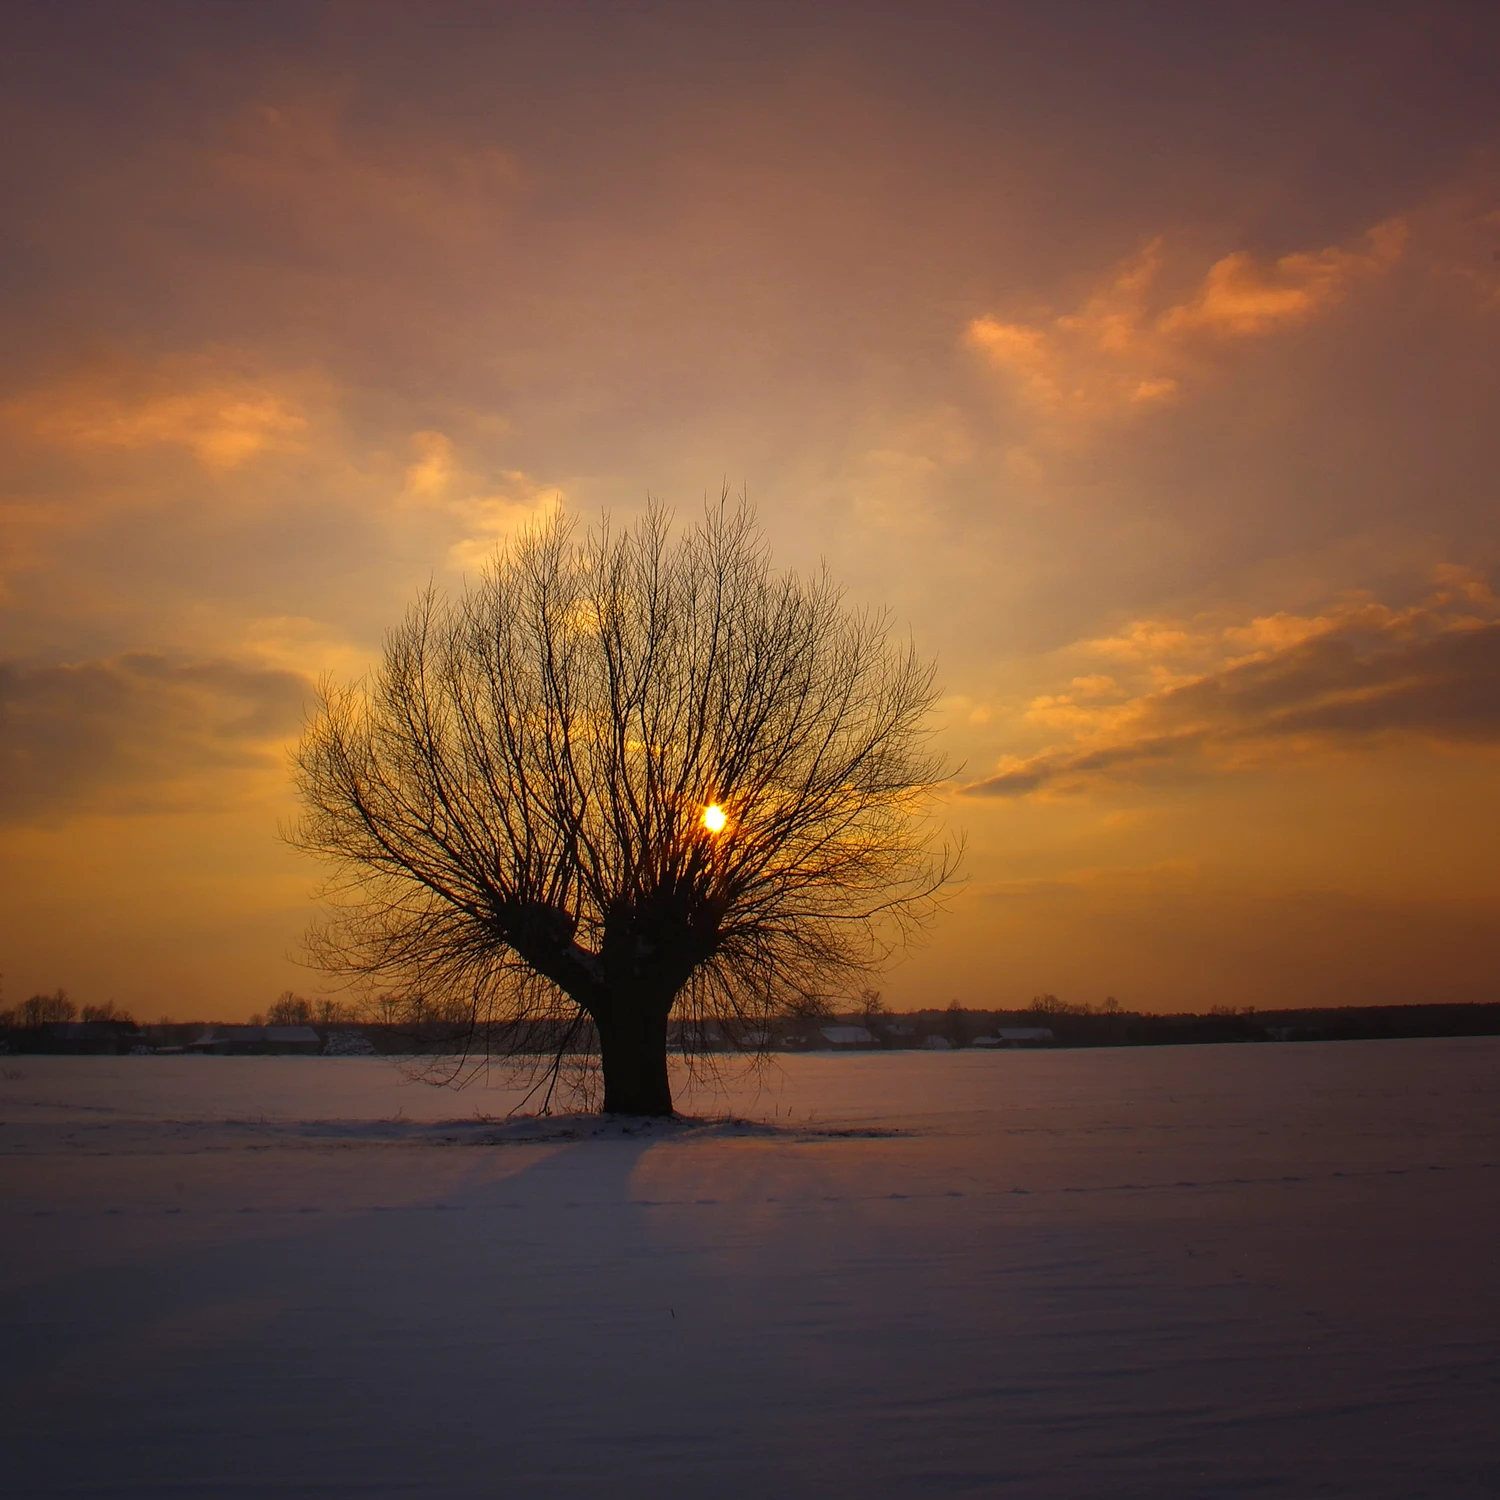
3,1041,1498,1498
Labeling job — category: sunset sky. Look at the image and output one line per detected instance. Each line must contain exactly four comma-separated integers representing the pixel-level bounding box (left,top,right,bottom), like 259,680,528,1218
2,1,1498,1020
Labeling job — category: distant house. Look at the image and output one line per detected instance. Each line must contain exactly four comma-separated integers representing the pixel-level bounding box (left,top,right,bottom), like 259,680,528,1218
920,1034,953,1051
819,1025,876,1049
189,1025,322,1056
996,1027,1056,1047
34,1022,144,1055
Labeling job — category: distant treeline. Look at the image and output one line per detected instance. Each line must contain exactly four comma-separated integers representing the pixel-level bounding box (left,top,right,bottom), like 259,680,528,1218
830,999,1500,1051
3,993,1500,1056
945,1001,1500,1049
0,990,135,1028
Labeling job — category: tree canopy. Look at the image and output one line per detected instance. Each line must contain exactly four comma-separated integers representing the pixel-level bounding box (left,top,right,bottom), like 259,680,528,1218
290,500,956,1113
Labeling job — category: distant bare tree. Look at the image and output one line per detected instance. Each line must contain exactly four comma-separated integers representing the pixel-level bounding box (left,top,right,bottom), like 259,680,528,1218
80,1001,136,1025
858,987,888,1037
1029,992,1086,1017
266,991,314,1026
16,990,76,1026
290,499,957,1115
943,998,969,1047
314,996,353,1026
786,994,837,1024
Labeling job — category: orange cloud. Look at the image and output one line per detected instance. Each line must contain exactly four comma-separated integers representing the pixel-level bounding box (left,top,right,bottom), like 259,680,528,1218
209,92,522,250
962,570,1500,797
1160,220,1407,337
0,653,312,824
966,219,1406,424
6,355,311,471
397,429,561,570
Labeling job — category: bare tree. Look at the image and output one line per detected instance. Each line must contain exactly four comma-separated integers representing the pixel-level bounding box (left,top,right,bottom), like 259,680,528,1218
12,990,77,1027
80,1001,136,1025
267,991,314,1026
289,499,957,1115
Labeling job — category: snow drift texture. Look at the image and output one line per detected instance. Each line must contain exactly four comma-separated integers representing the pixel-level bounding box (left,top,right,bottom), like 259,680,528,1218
3,1042,1498,1498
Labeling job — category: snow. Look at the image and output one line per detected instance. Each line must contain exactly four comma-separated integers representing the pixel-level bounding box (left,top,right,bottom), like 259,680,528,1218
819,1024,876,1046
3,1040,1498,1497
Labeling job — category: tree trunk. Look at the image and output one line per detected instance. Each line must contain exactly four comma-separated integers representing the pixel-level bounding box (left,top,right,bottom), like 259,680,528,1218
596,996,674,1116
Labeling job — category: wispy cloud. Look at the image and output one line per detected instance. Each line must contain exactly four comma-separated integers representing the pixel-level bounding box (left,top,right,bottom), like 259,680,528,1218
206,90,523,254
965,219,1407,425
398,430,561,570
962,570,1500,797
965,859,1204,901
5,354,312,471
0,653,312,824
240,617,373,681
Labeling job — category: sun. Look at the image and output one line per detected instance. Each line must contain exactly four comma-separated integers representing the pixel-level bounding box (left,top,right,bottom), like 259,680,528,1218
701,803,728,833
